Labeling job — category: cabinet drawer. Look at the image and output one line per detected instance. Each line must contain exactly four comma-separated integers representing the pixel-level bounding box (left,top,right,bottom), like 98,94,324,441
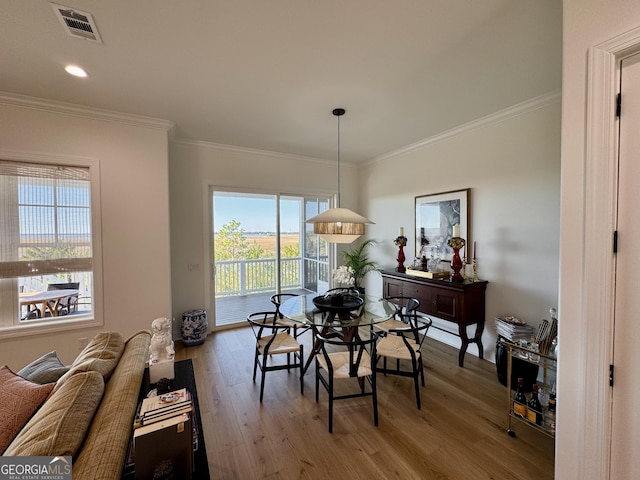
383,279,404,298
432,290,461,321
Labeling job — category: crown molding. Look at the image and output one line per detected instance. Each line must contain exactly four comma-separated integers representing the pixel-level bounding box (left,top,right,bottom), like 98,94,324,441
0,91,174,132
171,137,352,167
367,90,562,165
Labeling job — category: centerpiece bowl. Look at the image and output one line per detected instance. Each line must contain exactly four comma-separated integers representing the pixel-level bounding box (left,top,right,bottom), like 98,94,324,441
312,293,364,313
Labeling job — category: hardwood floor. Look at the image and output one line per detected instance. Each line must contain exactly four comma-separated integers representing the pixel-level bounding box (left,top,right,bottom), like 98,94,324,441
175,327,555,480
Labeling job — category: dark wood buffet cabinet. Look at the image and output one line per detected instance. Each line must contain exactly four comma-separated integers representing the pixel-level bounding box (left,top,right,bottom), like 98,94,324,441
381,270,488,367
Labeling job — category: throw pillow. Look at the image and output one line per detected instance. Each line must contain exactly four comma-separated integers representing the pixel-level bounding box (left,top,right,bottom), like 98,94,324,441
4,370,104,458
17,351,70,384
55,331,124,391
0,365,54,454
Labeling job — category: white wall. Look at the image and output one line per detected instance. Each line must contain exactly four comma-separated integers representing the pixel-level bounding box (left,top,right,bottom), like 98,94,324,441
169,140,360,324
0,98,172,368
359,96,561,363
559,1,640,478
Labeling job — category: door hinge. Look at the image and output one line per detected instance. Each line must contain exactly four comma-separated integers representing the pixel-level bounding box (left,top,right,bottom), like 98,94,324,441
609,364,614,387
616,93,621,117
613,230,618,253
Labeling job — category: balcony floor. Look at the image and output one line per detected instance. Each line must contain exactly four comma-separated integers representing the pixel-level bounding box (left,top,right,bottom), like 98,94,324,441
213,288,313,328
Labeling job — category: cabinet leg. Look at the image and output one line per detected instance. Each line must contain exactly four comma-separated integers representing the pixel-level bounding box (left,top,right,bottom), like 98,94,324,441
475,321,485,359
458,324,469,367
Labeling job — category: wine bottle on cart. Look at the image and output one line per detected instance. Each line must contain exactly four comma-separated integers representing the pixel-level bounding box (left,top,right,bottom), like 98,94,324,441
513,377,528,418
527,384,543,425
546,383,556,433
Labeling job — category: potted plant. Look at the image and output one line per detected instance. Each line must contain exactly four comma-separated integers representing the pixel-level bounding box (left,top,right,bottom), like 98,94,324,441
342,239,378,293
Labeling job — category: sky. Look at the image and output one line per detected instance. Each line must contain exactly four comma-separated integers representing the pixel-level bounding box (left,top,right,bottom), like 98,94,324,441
213,193,304,233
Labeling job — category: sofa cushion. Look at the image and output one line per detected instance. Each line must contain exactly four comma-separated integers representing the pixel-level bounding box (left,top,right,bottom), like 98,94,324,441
0,366,54,454
4,370,104,458
56,332,124,390
17,351,70,384
73,330,151,480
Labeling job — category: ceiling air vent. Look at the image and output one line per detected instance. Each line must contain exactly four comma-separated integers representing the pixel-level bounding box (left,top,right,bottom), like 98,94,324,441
51,3,103,43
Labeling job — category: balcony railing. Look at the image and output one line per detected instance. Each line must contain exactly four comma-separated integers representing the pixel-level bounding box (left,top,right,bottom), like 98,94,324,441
215,257,304,297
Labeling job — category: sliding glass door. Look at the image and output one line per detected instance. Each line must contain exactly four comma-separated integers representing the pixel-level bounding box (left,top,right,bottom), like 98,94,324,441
211,190,330,328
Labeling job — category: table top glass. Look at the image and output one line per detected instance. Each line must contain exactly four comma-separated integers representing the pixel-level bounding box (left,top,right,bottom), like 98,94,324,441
279,293,396,328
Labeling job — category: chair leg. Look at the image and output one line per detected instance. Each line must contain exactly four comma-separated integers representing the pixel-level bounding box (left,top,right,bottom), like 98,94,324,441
413,370,421,410
412,356,423,410
315,362,320,402
372,373,379,427
299,346,304,395
328,378,334,433
252,349,259,382
259,358,267,403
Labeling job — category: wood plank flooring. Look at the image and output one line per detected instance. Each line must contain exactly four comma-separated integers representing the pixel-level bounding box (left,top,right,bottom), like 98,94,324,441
175,327,555,480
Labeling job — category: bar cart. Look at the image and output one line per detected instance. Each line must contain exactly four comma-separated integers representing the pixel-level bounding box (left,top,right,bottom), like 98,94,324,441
506,341,557,439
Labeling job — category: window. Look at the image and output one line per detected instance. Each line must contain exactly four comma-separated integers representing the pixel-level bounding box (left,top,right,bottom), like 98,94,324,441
0,158,101,335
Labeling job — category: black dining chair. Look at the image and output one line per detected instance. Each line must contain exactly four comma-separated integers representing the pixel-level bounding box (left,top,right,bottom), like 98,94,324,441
375,309,432,410
373,296,420,336
47,282,80,316
247,311,304,402
315,329,379,433
270,293,310,339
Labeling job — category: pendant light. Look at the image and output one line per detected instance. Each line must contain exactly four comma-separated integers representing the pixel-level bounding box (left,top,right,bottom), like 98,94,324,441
306,108,374,243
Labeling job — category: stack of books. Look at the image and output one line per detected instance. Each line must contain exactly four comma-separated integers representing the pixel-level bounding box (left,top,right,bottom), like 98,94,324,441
133,388,194,480
135,388,193,428
495,316,535,342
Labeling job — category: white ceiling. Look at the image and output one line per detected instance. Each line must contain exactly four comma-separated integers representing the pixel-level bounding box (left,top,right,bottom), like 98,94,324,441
0,0,561,163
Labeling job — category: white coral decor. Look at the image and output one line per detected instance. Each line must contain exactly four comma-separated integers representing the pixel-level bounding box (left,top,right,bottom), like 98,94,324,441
333,265,355,286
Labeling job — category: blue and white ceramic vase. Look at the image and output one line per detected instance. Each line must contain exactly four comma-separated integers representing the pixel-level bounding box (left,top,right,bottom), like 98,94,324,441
181,309,208,346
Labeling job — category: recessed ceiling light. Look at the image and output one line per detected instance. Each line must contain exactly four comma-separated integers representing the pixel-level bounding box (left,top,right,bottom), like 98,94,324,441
64,65,88,78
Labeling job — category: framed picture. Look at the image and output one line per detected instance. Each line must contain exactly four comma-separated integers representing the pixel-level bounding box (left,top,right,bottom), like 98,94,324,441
415,188,470,261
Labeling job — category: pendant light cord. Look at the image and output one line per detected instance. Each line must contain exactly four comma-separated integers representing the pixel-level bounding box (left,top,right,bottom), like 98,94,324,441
336,112,341,208
333,107,345,209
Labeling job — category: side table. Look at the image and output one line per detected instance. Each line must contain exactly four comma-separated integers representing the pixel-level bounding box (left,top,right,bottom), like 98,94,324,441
122,359,210,480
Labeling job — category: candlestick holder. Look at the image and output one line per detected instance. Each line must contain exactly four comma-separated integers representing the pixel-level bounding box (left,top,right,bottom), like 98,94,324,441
396,245,406,272
394,235,408,273
447,237,466,283
472,259,479,282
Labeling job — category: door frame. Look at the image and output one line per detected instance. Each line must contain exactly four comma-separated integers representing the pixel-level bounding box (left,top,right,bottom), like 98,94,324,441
203,185,335,331
579,26,640,479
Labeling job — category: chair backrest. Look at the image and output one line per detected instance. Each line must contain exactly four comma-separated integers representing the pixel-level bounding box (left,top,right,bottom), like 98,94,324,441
47,282,80,310
247,311,298,357
390,313,432,348
316,331,378,378
47,282,80,291
21,309,39,321
270,293,298,317
247,311,289,338
385,296,420,321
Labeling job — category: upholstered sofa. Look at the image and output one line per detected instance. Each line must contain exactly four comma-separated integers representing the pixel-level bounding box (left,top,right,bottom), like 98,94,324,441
1,330,151,480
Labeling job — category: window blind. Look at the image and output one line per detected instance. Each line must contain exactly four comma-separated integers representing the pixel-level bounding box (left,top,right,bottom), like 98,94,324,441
0,160,92,279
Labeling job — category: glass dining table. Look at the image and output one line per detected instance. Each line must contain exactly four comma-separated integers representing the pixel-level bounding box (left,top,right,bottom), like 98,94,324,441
279,292,398,374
